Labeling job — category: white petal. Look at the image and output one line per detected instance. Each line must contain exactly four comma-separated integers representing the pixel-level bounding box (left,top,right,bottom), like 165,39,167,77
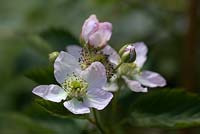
134,42,148,68
66,45,82,60
63,98,90,114
54,51,81,84
84,88,113,110
122,76,148,92
81,62,107,89
101,45,121,67
135,70,166,88
32,84,67,102
103,82,118,92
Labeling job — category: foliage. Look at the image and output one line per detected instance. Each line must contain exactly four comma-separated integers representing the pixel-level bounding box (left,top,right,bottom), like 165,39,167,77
128,89,200,128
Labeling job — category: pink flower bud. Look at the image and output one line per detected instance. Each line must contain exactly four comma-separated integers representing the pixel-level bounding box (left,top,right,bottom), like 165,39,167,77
81,14,112,48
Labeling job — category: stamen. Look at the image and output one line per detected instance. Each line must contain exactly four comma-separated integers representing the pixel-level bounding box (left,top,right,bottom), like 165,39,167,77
62,74,88,100
79,48,115,79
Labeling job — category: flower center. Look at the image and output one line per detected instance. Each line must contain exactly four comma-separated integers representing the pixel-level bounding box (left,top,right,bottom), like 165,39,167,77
62,74,88,100
79,48,114,79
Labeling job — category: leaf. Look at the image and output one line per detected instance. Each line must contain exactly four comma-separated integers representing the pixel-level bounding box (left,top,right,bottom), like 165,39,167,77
40,28,79,51
35,98,89,119
25,66,57,85
23,102,86,134
126,89,200,128
0,112,53,134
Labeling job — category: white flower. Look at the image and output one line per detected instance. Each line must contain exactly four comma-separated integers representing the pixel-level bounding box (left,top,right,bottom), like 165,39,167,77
122,42,166,92
66,42,166,93
81,14,112,48
66,45,120,92
32,51,113,114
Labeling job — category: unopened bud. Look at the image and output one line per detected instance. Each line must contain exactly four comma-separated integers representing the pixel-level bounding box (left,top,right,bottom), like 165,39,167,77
81,15,112,49
119,44,136,63
49,51,59,63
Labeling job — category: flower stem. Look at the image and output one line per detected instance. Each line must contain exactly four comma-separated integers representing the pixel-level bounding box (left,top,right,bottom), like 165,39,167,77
92,109,106,134
114,62,123,71
111,78,121,119
86,117,96,125
112,88,120,113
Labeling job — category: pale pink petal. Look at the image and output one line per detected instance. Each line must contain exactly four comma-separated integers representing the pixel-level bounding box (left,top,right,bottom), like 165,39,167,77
134,42,148,68
66,45,82,60
84,88,113,110
81,15,99,42
88,22,112,48
64,98,90,114
54,51,81,84
81,62,107,89
122,76,148,92
32,84,67,102
135,70,166,88
101,45,121,67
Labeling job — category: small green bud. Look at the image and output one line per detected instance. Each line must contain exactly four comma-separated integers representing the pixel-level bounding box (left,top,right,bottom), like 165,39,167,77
119,44,136,63
49,51,59,63
119,44,129,56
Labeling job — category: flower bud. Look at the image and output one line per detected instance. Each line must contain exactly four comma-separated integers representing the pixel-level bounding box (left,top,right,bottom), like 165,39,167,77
81,14,112,49
119,44,136,63
49,51,59,63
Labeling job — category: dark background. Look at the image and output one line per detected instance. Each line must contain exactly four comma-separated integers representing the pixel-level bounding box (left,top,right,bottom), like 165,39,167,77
0,0,199,134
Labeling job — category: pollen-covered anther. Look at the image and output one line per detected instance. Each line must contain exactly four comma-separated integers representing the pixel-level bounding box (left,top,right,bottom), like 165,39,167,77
62,74,88,99
79,48,115,79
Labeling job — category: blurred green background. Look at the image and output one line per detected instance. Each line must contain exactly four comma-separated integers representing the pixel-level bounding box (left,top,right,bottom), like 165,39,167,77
0,0,199,134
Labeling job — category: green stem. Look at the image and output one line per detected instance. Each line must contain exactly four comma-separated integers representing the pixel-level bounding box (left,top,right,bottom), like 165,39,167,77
86,117,96,125
111,78,122,119
92,109,106,134
114,62,123,71
112,91,119,115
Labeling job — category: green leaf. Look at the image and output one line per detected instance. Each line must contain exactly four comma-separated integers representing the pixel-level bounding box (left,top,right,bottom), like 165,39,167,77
23,102,86,134
35,98,89,119
0,112,53,134
25,66,57,85
40,28,79,51
126,89,200,128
